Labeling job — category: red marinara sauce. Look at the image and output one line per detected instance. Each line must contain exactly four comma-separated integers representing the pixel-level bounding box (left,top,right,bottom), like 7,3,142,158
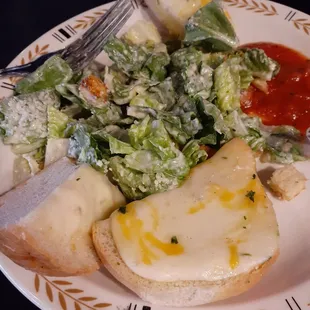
240,42,310,135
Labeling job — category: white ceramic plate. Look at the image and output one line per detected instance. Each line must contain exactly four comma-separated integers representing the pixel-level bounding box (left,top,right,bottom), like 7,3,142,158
1,1,310,310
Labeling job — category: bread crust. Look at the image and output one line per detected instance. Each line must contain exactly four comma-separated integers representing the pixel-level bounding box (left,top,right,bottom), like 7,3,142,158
93,220,279,307
0,226,100,276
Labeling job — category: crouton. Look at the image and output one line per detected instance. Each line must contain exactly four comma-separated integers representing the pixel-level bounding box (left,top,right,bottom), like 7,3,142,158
268,165,307,201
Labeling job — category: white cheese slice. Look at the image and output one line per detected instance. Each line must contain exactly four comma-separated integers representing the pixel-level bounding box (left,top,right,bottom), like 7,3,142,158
0,157,126,230
111,139,279,282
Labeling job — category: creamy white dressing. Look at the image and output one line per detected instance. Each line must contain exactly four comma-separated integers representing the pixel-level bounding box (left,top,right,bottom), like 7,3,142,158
111,139,279,282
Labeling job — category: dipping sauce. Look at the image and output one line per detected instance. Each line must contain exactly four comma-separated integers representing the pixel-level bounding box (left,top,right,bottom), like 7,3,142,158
240,43,310,134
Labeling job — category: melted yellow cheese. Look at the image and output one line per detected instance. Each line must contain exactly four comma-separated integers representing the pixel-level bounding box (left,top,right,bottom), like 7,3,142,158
116,202,183,265
111,139,279,282
229,244,239,269
188,201,205,214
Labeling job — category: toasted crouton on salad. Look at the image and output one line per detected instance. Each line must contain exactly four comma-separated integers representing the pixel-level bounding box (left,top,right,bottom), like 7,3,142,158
268,165,307,201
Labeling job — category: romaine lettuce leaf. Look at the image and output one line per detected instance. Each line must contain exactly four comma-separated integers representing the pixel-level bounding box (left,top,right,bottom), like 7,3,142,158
124,150,162,174
214,56,242,112
144,43,170,82
127,106,157,120
110,149,190,200
149,78,176,111
160,113,191,145
242,48,280,81
128,115,152,149
182,140,208,168
129,78,176,113
200,101,232,140
262,146,304,164
109,136,135,155
16,56,73,94
60,103,83,118
182,62,213,98
142,119,177,160
239,69,254,90
109,156,157,200
11,139,46,155
263,131,306,164
68,123,108,172
97,125,130,143
171,47,202,69
92,103,125,126
130,94,165,111
111,78,148,105
48,106,69,139
202,52,227,69
184,1,238,51
55,84,84,106
0,89,60,144
104,36,149,75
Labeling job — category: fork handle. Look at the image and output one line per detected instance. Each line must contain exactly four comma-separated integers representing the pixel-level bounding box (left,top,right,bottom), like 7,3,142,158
0,63,33,78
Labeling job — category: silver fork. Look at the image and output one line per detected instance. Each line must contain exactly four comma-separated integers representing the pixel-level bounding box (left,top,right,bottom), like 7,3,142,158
0,0,134,78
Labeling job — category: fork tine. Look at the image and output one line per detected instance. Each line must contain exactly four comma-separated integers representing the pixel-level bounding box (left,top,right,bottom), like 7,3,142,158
69,8,133,72
62,0,130,58
81,1,132,50
86,3,133,54
67,2,134,71
81,0,127,38
76,7,134,67
81,0,129,40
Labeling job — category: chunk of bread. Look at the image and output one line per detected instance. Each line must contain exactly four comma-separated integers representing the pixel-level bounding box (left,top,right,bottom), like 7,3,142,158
268,165,307,201
0,158,126,276
93,220,278,307
93,139,279,306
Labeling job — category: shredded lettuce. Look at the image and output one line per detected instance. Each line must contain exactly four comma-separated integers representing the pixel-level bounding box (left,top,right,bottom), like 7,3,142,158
2,0,307,201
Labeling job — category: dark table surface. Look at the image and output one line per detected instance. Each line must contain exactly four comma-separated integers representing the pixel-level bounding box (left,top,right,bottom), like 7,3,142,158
0,0,309,309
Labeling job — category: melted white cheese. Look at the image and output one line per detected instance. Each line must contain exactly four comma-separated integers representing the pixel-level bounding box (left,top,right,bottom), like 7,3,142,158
21,164,126,242
111,139,279,282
